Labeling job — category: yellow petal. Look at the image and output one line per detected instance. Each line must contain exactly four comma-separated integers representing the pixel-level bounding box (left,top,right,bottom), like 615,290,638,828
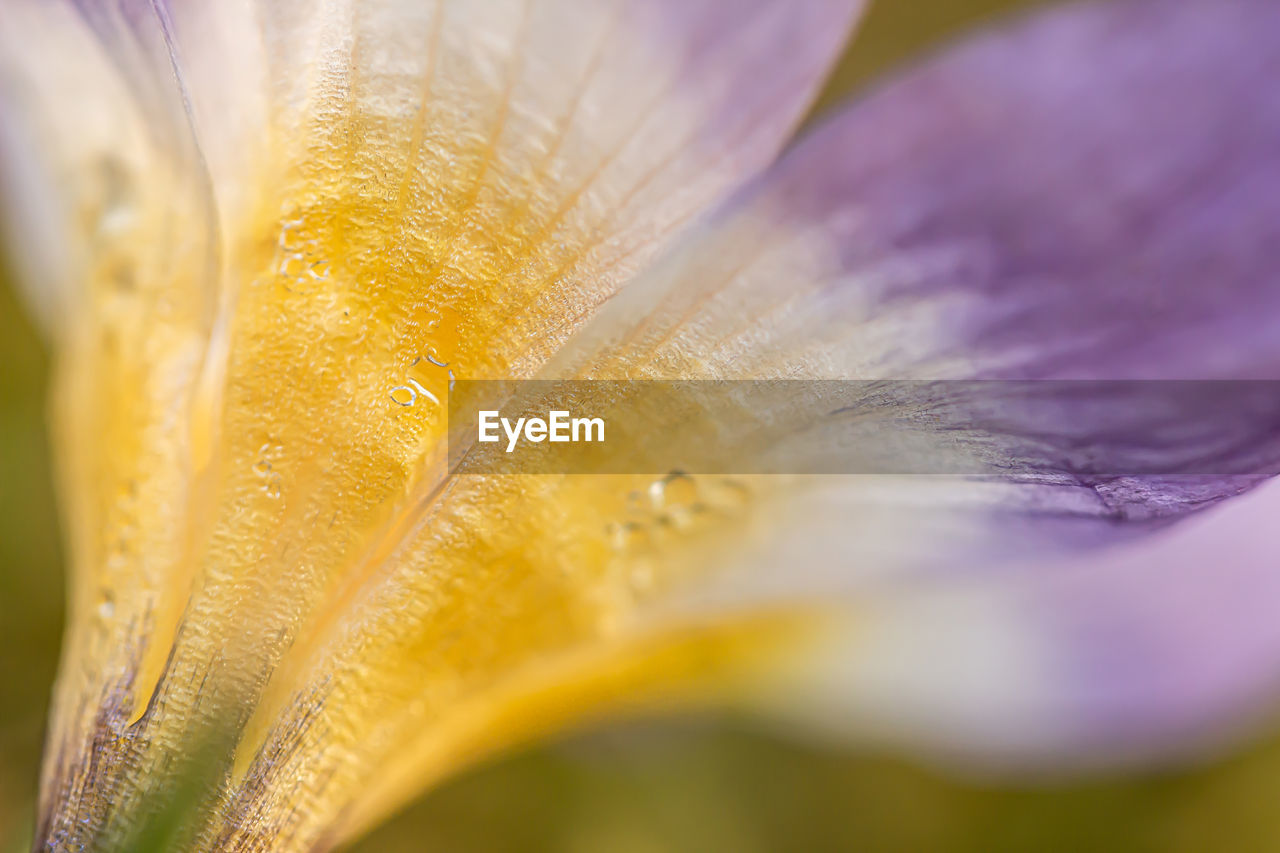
1,1,865,849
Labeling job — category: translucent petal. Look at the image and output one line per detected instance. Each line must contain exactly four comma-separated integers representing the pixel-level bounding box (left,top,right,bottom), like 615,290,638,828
5,1,866,849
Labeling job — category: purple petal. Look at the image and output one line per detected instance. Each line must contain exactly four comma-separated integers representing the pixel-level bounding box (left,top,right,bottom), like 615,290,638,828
656,0,1280,763
552,0,1280,536
771,478,1280,765
1046,482,1280,755
773,0,1280,381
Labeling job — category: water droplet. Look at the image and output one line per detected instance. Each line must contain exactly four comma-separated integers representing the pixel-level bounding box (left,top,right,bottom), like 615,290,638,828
390,379,440,408
647,470,697,510
276,252,295,276
264,473,283,499
254,443,279,476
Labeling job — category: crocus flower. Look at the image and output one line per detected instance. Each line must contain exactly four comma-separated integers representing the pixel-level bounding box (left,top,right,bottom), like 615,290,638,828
1,0,1278,850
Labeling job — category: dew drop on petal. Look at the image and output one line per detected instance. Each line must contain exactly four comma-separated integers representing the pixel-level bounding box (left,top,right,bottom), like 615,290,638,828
648,470,697,511
389,386,417,407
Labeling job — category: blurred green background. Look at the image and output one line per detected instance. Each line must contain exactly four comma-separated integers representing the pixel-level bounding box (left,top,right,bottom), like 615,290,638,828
5,1,1280,851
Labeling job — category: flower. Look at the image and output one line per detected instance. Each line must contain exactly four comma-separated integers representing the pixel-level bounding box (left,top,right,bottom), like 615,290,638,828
1,0,1278,850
